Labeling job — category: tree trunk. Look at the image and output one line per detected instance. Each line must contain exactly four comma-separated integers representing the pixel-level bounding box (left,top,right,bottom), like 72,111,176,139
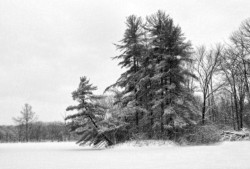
133,56,139,133
88,115,113,146
160,76,164,137
230,93,236,130
202,93,206,125
232,75,240,131
243,59,250,102
25,122,28,142
239,93,244,130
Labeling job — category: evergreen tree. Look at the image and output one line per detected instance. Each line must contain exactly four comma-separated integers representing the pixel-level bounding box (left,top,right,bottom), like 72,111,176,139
66,76,113,146
145,11,196,137
106,15,145,133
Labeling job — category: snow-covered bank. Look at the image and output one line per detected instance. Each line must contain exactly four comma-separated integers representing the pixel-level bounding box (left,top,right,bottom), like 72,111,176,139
112,140,176,150
0,141,250,169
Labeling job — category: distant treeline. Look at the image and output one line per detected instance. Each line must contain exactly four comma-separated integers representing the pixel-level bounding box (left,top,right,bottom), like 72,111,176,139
0,121,78,143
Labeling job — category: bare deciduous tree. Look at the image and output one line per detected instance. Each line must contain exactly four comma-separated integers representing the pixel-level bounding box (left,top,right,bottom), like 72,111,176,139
13,103,37,142
220,44,249,130
194,45,224,124
230,18,250,102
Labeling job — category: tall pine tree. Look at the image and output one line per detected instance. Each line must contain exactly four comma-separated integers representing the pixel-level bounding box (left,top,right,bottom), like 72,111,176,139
106,15,145,134
146,10,196,137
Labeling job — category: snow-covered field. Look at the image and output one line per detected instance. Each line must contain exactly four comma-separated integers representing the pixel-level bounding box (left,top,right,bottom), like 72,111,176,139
0,141,250,169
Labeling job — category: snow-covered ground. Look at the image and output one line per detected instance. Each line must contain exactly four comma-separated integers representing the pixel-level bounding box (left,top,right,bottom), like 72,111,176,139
0,141,250,169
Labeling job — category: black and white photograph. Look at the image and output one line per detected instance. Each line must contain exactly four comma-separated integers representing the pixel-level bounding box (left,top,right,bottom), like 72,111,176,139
0,0,250,169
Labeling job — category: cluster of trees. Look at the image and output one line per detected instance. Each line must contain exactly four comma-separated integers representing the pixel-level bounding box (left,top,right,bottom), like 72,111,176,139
194,18,250,131
0,104,78,143
107,11,199,138
66,10,199,146
66,11,250,146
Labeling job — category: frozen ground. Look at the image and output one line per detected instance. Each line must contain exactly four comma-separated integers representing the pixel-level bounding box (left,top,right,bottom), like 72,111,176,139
0,141,250,169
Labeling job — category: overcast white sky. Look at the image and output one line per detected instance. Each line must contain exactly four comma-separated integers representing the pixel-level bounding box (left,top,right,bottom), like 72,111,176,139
0,0,249,125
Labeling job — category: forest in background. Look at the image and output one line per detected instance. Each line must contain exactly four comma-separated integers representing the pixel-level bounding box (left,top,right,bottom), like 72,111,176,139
1,10,250,145
0,121,78,143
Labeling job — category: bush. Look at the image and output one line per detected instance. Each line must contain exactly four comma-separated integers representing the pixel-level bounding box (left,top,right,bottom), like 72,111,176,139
178,124,222,145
